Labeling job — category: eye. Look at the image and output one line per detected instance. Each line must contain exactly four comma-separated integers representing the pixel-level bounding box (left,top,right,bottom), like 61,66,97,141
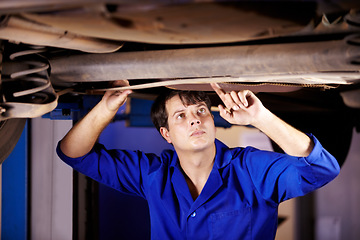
176,113,185,119
198,107,206,114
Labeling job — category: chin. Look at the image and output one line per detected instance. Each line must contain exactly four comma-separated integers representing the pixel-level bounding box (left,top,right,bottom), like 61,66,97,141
191,139,215,151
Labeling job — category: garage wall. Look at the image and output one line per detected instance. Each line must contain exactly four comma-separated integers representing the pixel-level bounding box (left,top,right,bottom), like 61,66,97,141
315,128,360,240
30,118,73,240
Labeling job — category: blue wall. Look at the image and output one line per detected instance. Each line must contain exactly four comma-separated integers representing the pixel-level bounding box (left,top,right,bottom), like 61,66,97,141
98,120,172,239
1,122,28,240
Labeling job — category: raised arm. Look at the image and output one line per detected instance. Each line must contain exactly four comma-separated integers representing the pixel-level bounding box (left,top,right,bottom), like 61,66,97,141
60,83,132,158
210,83,313,157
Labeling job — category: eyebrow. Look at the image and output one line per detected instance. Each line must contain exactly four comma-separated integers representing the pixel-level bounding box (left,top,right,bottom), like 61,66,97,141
172,108,185,117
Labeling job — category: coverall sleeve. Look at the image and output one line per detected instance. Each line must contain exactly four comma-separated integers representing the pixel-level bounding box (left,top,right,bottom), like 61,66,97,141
56,141,161,199
244,134,340,204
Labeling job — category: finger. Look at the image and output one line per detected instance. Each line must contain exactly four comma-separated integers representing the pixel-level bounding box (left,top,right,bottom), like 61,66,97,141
104,89,132,102
111,79,130,87
118,89,132,98
218,104,231,120
210,83,234,111
222,91,239,111
238,90,253,108
117,90,132,106
210,83,226,100
230,91,242,110
103,89,114,98
109,90,132,111
236,91,249,108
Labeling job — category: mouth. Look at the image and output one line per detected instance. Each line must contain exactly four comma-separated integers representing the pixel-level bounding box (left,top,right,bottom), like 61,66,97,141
190,129,205,137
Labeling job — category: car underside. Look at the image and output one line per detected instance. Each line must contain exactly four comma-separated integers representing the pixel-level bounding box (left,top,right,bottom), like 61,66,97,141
0,0,360,164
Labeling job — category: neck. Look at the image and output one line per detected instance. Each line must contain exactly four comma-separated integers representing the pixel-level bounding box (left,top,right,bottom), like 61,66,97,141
177,144,216,200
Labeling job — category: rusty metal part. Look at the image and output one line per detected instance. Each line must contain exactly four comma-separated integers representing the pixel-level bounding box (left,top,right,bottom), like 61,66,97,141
0,40,2,88
21,2,316,45
0,82,58,120
6,47,52,97
0,45,58,120
0,0,102,14
50,39,360,86
166,81,338,93
0,15,123,53
92,74,348,93
1,1,360,45
340,88,360,108
0,98,58,120
345,9,360,29
0,40,27,163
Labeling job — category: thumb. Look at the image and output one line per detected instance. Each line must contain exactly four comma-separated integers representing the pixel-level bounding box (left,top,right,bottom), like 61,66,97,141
105,90,132,112
218,104,231,120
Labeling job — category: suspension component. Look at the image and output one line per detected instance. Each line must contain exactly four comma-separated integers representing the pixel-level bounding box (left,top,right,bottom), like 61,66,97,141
0,43,58,120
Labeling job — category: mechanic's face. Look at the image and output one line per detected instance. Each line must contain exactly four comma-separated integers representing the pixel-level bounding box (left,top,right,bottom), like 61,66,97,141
160,95,216,153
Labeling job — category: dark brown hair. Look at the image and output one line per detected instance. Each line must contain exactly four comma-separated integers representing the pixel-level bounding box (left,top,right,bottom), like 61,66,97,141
151,89,212,133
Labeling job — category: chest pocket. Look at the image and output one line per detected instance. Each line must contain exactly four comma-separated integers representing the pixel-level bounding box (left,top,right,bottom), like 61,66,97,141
209,207,251,240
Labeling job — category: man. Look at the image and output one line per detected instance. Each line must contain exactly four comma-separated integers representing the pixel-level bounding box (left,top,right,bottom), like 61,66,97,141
57,83,340,239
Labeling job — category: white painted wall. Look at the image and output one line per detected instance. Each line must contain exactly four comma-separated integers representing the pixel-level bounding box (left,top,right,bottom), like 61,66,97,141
30,118,73,240
315,129,360,240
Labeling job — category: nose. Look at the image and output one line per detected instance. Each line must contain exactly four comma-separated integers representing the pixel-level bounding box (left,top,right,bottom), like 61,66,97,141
191,120,201,126
190,113,201,126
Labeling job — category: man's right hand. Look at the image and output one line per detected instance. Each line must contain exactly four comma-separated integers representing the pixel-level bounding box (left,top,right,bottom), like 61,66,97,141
60,80,131,158
102,80,132,113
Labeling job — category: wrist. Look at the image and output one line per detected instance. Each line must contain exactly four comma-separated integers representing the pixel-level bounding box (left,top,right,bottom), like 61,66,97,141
93,100,118,123
251,108,274,131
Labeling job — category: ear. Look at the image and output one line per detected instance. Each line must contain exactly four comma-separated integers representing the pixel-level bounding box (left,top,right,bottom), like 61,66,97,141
160,127,172,144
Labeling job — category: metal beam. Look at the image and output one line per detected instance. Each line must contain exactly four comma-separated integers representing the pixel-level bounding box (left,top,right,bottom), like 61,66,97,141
49,39,360,85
